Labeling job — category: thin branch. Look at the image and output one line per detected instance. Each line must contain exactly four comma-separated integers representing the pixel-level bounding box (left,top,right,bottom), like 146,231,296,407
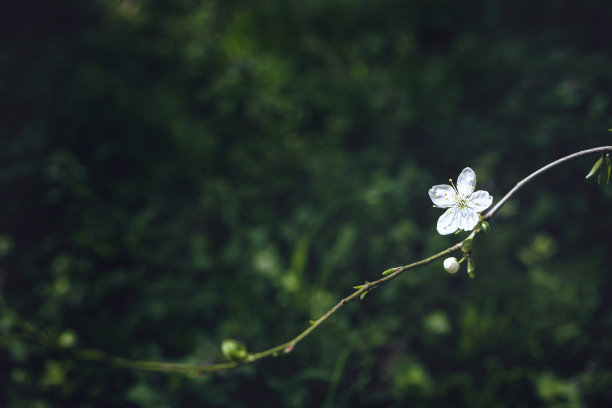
9,146,612,375
65,243,462,374
483,146,612,219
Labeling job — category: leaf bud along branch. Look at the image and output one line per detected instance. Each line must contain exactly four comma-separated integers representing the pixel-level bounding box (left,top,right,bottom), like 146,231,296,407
584,151,611,184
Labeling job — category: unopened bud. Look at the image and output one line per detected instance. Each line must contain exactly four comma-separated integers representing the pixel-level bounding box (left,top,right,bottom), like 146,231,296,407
221,339,248,362
443,257,460,274
480,221,490,232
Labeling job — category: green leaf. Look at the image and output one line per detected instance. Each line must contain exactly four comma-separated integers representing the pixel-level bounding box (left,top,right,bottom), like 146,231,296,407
467,259,475,279
585,157,603,180
460,239,473,253
382,267,396,276
360,291,368,300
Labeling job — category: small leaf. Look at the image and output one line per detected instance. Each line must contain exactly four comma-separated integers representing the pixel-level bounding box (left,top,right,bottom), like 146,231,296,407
360,291,369,300
382,267,396,276
605,155,611,184
585,157,603,179
309,320,316,325
467,259,475,279
460,239,473,253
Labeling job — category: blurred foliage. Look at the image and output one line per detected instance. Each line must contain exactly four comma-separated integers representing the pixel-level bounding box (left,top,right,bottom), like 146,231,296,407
1,0,612,406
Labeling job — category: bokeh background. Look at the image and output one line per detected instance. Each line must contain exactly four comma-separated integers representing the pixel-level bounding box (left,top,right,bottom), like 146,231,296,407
2,0,612,407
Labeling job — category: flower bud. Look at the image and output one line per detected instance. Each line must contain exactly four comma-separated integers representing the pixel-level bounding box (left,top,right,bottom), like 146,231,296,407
221,339,248,362
480,221,490,233
443,257,460,274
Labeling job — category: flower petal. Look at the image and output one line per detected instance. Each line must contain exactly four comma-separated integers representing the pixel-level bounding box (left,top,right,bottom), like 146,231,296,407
428,184,456,208
457,167,476,197
467,190,493,212
458,208,479,231
437,208,460,235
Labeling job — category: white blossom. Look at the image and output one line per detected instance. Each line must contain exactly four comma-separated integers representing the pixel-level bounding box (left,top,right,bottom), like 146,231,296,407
429,167,493,235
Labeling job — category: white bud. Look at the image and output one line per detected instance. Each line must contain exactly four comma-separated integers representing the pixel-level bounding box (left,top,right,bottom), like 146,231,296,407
443,257,460,274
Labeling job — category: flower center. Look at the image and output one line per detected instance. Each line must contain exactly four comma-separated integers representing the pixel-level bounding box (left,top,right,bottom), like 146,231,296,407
455,195,468,209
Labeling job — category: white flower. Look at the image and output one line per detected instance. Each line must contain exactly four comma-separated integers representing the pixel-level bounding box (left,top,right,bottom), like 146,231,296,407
429,167,493,235
443,257,460,274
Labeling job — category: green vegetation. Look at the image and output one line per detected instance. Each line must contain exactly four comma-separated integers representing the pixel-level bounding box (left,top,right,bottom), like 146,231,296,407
1,0,612,406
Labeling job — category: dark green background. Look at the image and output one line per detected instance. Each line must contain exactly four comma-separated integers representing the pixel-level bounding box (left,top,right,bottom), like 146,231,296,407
2,0,612,406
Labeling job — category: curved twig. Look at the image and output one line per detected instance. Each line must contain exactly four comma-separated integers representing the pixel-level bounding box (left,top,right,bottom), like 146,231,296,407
483,146,612,219
9,146,612,375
